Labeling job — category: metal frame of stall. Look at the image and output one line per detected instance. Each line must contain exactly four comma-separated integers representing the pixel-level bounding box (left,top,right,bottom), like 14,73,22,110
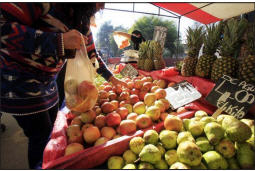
104,2,214,58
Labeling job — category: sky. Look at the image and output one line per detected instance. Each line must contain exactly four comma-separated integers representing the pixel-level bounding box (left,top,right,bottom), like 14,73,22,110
91,3,195,43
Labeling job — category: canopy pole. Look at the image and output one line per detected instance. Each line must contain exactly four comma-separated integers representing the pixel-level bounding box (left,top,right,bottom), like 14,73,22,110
177,17,181,58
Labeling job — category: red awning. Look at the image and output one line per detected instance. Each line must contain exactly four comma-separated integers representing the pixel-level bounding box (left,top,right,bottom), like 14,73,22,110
153,3,255,24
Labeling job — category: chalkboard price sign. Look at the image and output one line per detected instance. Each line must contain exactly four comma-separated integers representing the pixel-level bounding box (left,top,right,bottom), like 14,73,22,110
165,81,202,110
206,75,255,119
120,64,139,78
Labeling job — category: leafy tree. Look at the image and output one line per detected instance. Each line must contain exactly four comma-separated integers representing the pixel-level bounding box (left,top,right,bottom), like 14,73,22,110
129,16,182,57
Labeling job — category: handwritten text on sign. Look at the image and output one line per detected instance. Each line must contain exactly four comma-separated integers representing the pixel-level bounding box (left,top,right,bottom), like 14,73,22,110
206,75,255,119
165,81,202,110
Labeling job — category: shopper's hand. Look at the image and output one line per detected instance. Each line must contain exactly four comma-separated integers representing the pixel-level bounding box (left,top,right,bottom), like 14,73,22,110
109,76,128,88
63,29,82,50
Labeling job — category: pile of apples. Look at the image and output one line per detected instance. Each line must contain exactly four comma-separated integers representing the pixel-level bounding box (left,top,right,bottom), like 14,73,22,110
64,75,182,156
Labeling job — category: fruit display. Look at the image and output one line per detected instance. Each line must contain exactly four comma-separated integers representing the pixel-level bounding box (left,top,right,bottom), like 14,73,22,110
211,18,248,82
181,26,204,77
107,111,255,169
63,75,183,156
138,40,166,71
195,22,223,78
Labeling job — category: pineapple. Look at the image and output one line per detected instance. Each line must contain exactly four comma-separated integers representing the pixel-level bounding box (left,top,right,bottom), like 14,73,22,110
181,26,204,77
138,41,149,70
143,41,154,71
211,18,248,82
238,23,255,85
150,41,165,70
195,22,223,78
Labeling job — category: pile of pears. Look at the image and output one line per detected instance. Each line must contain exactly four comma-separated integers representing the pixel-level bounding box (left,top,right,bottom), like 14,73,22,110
107,110,255,169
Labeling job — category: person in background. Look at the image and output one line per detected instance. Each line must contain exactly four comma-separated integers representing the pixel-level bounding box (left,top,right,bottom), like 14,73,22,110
0,2,126,169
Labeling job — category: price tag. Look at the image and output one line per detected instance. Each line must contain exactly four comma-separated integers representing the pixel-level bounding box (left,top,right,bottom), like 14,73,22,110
120,64,138,78
165,81,202,110
206,75,255,119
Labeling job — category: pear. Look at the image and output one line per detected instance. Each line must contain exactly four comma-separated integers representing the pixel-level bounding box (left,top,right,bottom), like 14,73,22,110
159,130,178,149
241,118,254,134
177,131,195,144
129,137,145,154
183,119,191,131
122,163,136,169
188,120,204,137
177,141,202,166
154,159,169,169
143,130,159,145
165,149,178,166
202,151,228,169
200,116,216,127
236,142,255,169
195,137,214,152
215,138,235,158
246,134,254,150
204,122,224,145
170,162,190,169
216,114,230,125
194,110,208,118
191,162,207,169
227,157,240,169
123,150,137,164
139,144,161,164
222,116,252,142
107,156,124,169
156,143,166,156
137,162,154,169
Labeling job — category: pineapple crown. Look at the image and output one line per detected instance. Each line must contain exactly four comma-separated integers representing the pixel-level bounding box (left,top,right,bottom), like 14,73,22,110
138,40,163,60
203,21,223,56
219,18,248,58
246,23,255,56
186,26,205,58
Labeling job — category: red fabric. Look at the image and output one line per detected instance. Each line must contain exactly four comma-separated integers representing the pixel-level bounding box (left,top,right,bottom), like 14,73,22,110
42,111,195,169
153,3,221,24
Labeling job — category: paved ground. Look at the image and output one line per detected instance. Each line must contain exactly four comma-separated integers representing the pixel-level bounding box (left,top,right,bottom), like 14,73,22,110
0,114,29,169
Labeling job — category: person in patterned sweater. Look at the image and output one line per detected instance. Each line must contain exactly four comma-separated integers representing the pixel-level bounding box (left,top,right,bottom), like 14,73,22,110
0,3,126,169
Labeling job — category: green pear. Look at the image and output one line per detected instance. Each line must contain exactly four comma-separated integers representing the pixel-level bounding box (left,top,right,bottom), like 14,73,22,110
170,162,190,169
188,120,204,137
246,134,254,150
227,157,240,169
200,116,216,127
107,156,124,169
195,137,214,152
129,137,145,154
122,163,136,169
159,130,178,149
177,131,195,144
222,116,252,142
123,150,137,164
154,159,169,169
215,138,235,158
216,114,230,125
191,162,207,169
143,130,159,145
183,119,191,131
139,144,161,164
241,118,254,134
156,143,166,156
236,142,255,169
194,110,208,118
137,162,154,169
177,141,202,166
165,149,178,166
202,151,228,169
204,122,224,145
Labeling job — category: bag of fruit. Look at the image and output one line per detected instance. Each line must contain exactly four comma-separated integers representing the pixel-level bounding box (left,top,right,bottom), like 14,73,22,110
64,34,98,113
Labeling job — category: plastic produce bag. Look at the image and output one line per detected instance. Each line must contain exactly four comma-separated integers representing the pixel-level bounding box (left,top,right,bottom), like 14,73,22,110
64,34,98,113
113,31,130,49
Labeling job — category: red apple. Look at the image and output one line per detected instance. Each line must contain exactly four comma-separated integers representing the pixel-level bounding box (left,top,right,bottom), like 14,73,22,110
124,104,133,113
101,126,116,139
105,112,121,127
94,114,106,128
94,137,109,146
116,107,129,120
126,113,138,121
130,94,140,105
70,115,83,126
98,98,110,106
101,102,115,114
138,91,147,101
168,82,176,87
83,126,101,144
110,100,119,110
67,124,83,144
141,82,153,92
81,123,93,133
103,85,112,92
119,91,130,101
80,110,96,123
133,101,146,115
159,99,170,111
155,88,166,99
160,112,169,121
119,120,137,135
64,143,84,156
131,88,140,96
109,92,117,101
136,114,152,129
156,79,167,89
127,81,134,90
151,86,160,93
98,90,109,99
144,93,157,107
176,107,188,114
133,79,143,89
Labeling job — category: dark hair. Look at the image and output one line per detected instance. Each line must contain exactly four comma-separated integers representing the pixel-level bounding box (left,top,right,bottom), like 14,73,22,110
61,3,97,32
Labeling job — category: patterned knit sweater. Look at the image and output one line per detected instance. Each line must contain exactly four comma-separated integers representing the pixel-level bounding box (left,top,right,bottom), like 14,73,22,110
0,3,113,115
